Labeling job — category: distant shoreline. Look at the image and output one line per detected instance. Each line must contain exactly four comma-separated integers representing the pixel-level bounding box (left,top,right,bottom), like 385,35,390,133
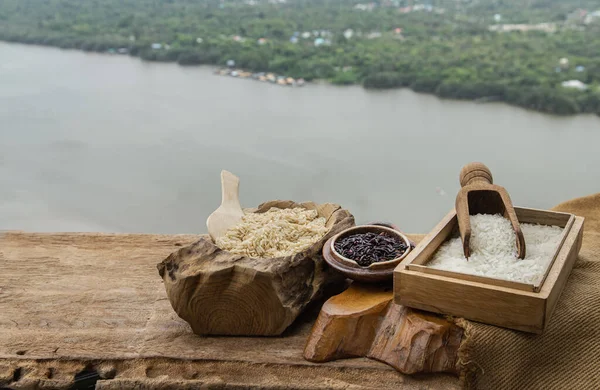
213,67,306,87
1,39,598,118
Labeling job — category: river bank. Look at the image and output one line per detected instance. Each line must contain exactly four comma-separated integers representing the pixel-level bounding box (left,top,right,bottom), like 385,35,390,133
1,36,599,118
214,68,306,87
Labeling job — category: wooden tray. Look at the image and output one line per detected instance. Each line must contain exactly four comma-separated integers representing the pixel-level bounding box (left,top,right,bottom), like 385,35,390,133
393,207,585,334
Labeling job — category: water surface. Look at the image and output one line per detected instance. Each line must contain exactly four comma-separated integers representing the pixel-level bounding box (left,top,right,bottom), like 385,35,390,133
1,42,599,234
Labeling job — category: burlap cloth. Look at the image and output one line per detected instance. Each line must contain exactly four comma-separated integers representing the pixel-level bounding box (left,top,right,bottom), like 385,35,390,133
458,193,600,389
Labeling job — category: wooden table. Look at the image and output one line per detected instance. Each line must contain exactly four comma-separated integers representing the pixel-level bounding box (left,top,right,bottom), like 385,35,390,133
0,231,460,389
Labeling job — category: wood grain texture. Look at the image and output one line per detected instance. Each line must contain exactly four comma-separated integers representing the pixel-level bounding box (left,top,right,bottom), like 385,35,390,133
397,269,546,333
394,208,585,334
534,214,575,292
514,206,573,225
0,230,460,390
304,284,463,375
542,216,585,327
159,200,355,336
408,210,457,266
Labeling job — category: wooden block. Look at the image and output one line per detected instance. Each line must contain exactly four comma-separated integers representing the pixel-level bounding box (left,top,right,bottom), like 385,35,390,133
158,200,355,336
303,283,463,375
394,207,585,334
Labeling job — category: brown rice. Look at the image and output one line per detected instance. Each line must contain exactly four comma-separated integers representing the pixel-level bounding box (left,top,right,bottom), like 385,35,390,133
215,207,329,258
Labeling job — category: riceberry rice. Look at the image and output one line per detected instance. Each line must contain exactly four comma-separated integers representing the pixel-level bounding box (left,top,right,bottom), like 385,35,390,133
334,232,408,267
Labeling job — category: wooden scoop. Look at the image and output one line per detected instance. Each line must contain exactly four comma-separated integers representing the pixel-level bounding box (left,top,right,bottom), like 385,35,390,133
206,170,244,242
455,162,526,259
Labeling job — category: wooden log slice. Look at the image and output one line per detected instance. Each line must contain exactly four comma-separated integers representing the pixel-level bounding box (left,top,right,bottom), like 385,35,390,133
304,283,463,375
157,200,355,336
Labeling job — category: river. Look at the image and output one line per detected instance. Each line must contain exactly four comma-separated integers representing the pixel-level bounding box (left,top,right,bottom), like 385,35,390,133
1,42,599,234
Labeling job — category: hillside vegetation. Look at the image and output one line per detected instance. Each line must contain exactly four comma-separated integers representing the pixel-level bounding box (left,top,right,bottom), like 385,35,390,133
1,0,599,115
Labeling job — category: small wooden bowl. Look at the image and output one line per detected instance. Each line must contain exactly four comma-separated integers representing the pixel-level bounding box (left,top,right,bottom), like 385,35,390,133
323,223,413,283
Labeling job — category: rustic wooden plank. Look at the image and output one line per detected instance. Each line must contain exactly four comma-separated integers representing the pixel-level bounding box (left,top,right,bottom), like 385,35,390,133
0,357,461,390
0,231,459,389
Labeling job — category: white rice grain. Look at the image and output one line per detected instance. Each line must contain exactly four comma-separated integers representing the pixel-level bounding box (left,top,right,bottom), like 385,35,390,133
427,214,564,285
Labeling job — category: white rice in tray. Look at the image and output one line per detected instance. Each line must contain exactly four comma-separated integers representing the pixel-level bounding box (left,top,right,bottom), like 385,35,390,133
427,214,564,285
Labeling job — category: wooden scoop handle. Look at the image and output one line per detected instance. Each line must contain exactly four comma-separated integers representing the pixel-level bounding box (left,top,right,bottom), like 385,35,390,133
206,170,244,241
459,162,493,187
221,170,241,206
456,162,526,259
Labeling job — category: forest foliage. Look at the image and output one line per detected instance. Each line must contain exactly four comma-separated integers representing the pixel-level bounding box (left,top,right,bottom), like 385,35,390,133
1,0,599,115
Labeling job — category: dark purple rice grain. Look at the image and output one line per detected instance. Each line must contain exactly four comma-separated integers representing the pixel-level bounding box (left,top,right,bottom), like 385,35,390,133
334,232,407,267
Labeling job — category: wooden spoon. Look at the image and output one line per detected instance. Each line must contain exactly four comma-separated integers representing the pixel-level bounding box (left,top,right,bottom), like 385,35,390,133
455,162,526,259
206,170,244,242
